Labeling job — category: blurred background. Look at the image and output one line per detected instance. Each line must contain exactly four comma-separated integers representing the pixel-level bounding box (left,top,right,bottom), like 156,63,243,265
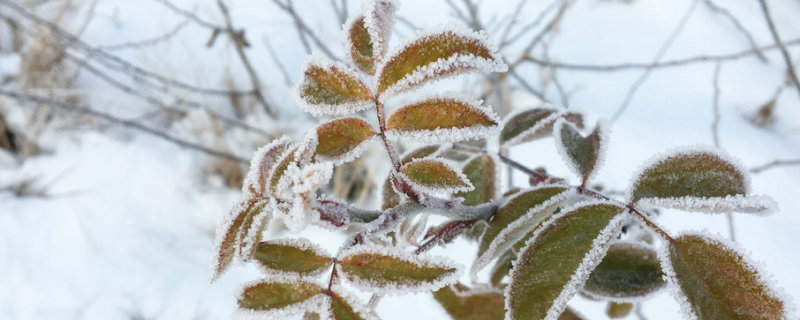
0,0,799,319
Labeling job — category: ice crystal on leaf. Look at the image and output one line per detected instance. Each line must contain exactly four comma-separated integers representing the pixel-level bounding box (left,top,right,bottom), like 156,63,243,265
627,146,777,215
233,278,327,320
385,93,500,143
399,157,474,194
376,23,507,100
252,238,333,278
314,117,378,165
294,55,374,116
243,136,291,197
582,241,666,301
328,285,381,320
211,197,269,283
361,0,397,62
553,118,609,185
500,106,584,148
337,245,463,295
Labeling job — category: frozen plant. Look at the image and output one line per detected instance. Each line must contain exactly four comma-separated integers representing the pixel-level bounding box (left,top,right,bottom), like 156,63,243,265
210,1,794,319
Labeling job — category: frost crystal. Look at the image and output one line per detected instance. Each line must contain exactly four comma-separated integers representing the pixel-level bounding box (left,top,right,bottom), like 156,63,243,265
470,186,575,279
232,278,328,320
361,0,397,61
553,118,609,184
336,245,464,295
385,93,500,143
376,23,507,100
237,202,274,259
328,285,381,320
242,136,291,197
398,157,474,194
254,238,332,278
292,54,374,116
210,197,269,282
500,105,566,148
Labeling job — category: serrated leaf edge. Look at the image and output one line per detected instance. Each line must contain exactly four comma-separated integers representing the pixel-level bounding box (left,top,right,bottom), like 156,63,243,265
657,230,796,320
253,238,334,278
314,116,380,166
292,54,374,117
471,186,575,279
504,200,627,320
336,245,464,295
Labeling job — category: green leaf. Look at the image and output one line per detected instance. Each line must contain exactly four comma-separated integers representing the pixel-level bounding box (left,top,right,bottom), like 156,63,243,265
315,117,377,165
583,241,665,300
269,145,298,194
628,148,776,214
210,198,269,283
554,119,607,184
236,279,324,314
236,200,272,259
500,107,584,148
606,302,634,319
666,232,790,319
328,288,379,320
559,308,587,320
338,246,461,294
295,56,373,116
386,95,499,143
506,202,626,320
400,158,473,194
490,250,514,288
456,155,498,207
244,136,291,197
253,238,333,276
382,145,442,210
473,186,572,275
344,16,376,74
433,283,505,320
377,27,506,98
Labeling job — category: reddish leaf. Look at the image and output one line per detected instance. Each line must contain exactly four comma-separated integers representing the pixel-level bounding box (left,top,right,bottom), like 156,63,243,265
210,198,269,282
399,158,473,194
243,136,291,197
386,94,499,143
294,56,373,116
500,107,584,148
315,117,377,165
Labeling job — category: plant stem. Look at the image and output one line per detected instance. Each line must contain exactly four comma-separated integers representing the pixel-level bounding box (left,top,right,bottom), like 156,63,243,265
375,98,401,171
577,187,675,243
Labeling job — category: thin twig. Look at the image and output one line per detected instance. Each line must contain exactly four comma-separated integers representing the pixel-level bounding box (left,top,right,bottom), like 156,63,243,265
0,89,249,163
151,0,224,30
756,0,800,98
98,18,190,51
217,0,275,117
271,0,338,60
610,0,699,123
702,0,767,62
263,35,293,87
711,63,722,148
751,159,800,173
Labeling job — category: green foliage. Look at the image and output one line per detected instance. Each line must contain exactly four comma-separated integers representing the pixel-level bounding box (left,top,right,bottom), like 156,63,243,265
500,108,583,147
253,240,332,276
456,155,497,206
386,96,498,136
315,117,377,163
583,241,665,300
338,247,459,292
605,302,634,319
400,158,473,193
554,119,606,184
432,283,505,320
345,16,376,74
237,280,323,311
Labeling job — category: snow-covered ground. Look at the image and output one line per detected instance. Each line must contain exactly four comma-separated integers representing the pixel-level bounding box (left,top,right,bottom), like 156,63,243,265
1,0,799,319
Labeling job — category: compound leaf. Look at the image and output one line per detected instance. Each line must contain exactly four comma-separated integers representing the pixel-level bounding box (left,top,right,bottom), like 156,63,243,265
628,147,776,215
253,238,333,277
386,94,499,143
337,245,461,294
506,202,626,320
400,158,473,194
377,25,506,99
235,279,325,318
665,232,790,320
432,283,505,320
583,241,665,300
315,117,378,165
294,55,373,116
554,118,608,185
500,107,584,148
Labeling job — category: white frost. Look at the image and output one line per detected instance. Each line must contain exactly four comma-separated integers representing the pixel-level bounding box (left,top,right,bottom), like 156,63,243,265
313,116,379,166
253,238,333,278
327,285,381,320
336,244,464,295
500,105,568,149
385,92,500,143
505,200,627,320
210,197,269,282
552,118,610,184
470,186,576,279
242,135,291,197
376,23,507,101
658,230,796,320
361,0,398,61
292,54,374,117
237,202,273,260
232,278,328,320
398,157,474,194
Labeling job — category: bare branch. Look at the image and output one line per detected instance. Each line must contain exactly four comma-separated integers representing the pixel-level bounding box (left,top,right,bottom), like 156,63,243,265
263,35,294,88
751,159,800,173
98,18,190,51
711,63,722,148
702,0,767,62
0,89,249,163
610,0,699,123
756,0,800,98
270,0,338,60
151,0,224,30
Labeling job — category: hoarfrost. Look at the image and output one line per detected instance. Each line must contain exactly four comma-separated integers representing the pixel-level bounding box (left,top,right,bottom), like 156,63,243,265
210,197,268,283
500,105,566,148
470,187,576,279
237,203,273,259
659,230,796,320
314,117,379,166
312,194,351,230
242,136,291,197
232,278,329,320
254,238,333,278
361,0,397,61
292,54,374,116
552,118,609,184
385,93,500,143
398,157,474,194
376,23,507,100
326,285,381,320
505,200,627,320
336,244,463,295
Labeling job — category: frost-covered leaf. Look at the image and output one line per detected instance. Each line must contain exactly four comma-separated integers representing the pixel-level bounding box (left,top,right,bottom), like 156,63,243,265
506,201,627,320
294,55,373,116
234,278,326,319
663,232,792,320
343,16,376,74
315,117,378,165
314,196,352,229
432,283,505,320
628,147,777,215
559,308,587,320
455,155,498,206
328,286,380,320
237,200,273,259
500,107,584,148
490,250,514,288
606,302,633,319
362,0,396,60
385,94,499,143
473,186,573,276
583,241,665,301
243,136,291,197
337,245,462,294
553,118,608,185
270,145,299,195
382,146,442,210
253,238,333,277
211,198,269,283
376,24,507,99
399,158,473,194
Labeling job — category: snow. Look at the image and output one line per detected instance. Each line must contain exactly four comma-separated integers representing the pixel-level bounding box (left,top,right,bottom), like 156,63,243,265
336,244,464,295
